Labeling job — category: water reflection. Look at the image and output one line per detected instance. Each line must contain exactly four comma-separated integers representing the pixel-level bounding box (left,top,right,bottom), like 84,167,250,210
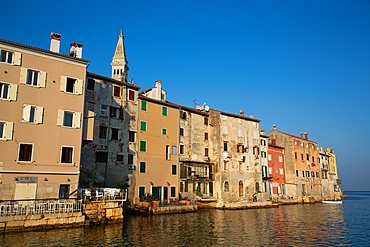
2,193,367,246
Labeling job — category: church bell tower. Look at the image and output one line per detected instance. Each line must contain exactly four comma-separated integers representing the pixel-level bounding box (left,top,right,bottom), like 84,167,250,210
111,29,129,82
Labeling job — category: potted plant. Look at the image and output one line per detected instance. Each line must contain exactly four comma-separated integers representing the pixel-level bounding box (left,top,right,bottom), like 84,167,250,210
151,194,160,208
180,196,190,206
116,181,129,198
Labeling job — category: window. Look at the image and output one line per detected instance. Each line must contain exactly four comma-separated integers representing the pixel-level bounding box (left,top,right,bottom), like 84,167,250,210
113,86,120,97
60,76,83,94
140,162,146,173
180,144,184,154
237,144,243,153
161,93,165,100
301,154,304,160
141,100,147,111
0,82,17,101
205,148,209,157
239,163,243,171
57,110,81,128
128,154,134,164
224,161,228,170
101,105,107,116
139,187,145,199
223,126,228,135
317,157,321,163
20,68,46,88
180,111,186,120
162,128,167,135
172,145,177,155
180,128,184,136
306,153,310,161
21,105,43,124
204,117,208,125
162,106,167,116
0,121,13,140
140,141,146,152
110,107,120,118
268,167,272,174
205,132,208,140
312,156,314,162
116,155,123,162
238,128,242,137
18,143,33,162
129,131,135,142
61,146,73,163
268,154,272,161
170,187,176,197
87,78,95,91
224,181,229,192
302,171,305,177
295,152,298,159
296,170,299,177
306,171,310,177
111,128,119,140
278,156,283,162
261,139,266,146
96,152,107,163
99,126,107,139
261,151,266,158
311,171,315,177
59,184,70,198
128,90,135,101
140,121,147,131
166,145,170,160
172,164,177,175
0,50,12,64
223,142,228,152
253,146,259,155
316,172,319,178
279,168,283,175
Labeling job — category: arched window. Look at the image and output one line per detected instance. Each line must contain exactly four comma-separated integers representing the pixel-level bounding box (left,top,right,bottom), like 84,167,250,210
255,182,260,192
239,181,243,197
224,181,229,192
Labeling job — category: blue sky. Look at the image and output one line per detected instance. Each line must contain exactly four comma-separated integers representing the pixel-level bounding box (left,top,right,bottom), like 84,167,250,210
1,0,369,191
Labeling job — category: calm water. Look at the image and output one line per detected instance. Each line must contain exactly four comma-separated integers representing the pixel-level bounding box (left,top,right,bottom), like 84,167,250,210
1,191,369,246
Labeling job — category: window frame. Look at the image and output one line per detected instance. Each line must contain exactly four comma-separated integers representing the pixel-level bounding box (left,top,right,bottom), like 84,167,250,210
140,121,147,132
60,76,83,95
140,140,147,152
17,143,34,162
0,121,13,141
128,90,135,101
21,104,44,124
111,128,119,140
57,110,83,129
87,78,95,91
162,128,167,136
96,151,108,163
60,146,73,164
172,145,177,155
129,131,135,142
99,126,108,139
0,82,17,101
162,106,168,116
172,164,177,175
170,186,176,197
113,86,120,97
141,100,147,111
139,161,146,173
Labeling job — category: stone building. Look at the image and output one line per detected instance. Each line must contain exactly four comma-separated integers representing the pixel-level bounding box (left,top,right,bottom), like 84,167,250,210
319,147,341,200
267,126,322,202
0,33,89,199
260,130,270,200
210,109,263,203
178,104,215,201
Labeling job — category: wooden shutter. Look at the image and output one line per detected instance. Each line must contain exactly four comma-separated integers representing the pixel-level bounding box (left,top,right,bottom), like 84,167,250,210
74,112,82,128
13,52,22,66
60,76,67,92
119,108,124,119
35,106,44,124
75,79,83,95
22,104,31,122
57,110,64,126
20,68,28,84
4,122,13,140
8,84,18,101
38,71,47,88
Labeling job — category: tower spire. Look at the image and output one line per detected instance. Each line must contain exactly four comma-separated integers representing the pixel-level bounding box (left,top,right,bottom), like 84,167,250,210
111,29,129,82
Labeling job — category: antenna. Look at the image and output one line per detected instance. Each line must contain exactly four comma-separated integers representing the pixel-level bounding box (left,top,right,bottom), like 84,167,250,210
193,98,197,108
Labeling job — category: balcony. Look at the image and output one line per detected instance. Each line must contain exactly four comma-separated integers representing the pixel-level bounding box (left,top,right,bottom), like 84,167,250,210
180,161,215,181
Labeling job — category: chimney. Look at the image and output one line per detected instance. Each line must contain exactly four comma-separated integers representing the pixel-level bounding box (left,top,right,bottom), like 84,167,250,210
50,32,61,53
239,109,244,116
300,132,303,138
273,124,276,130
69,42,83,58
249,115,254,119
261,129,265,135
304,132,308,140
155,79,162,100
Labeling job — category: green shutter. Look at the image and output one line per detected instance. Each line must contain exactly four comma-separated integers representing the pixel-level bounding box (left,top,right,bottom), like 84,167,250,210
162,106,167,116
141,100,147,111
139,187,145,199
140,162,146,173
162,128,167,135
140,121,146,131
140,141,146,152
172,165,177,175
171,187,176,197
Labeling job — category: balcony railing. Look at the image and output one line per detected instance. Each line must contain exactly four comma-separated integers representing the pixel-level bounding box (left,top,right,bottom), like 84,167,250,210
0,198,82,217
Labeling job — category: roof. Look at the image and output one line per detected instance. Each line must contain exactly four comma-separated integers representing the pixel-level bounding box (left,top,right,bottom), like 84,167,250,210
268,144,284,150
140,87,167,94
87,72,140,90
138,95,209,116
269,130,317,144
0,38,89,64
260,134,269,138
211,109,261,123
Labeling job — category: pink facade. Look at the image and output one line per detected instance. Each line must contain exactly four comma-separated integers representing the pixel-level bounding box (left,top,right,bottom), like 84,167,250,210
268,145,285,195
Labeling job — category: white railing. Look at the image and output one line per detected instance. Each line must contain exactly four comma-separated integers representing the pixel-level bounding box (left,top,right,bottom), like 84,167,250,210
0,198,82,217
81,188,126,201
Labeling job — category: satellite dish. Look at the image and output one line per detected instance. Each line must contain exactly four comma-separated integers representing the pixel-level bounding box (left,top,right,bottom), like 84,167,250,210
205,106,210,112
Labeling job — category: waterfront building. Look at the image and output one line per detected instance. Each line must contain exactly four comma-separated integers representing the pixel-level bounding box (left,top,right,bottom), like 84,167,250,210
319,147,341,200
267,125,322,202
209,109,263,203
326,147,342,199
0,33,89,199
260,129,270,200
135,80,179,204
267,139,285,199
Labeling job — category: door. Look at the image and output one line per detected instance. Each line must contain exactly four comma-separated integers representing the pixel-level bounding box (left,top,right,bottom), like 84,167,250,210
152,187,161,201
163,187,168,201
209,182,213,197
239,181,243,197
14,183,37,200
59,184,70,198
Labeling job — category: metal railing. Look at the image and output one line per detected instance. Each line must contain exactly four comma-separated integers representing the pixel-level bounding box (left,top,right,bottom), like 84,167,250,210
0,198,82,217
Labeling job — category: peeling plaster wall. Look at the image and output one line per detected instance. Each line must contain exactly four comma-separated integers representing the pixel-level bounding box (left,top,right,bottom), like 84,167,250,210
80,75,138,204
